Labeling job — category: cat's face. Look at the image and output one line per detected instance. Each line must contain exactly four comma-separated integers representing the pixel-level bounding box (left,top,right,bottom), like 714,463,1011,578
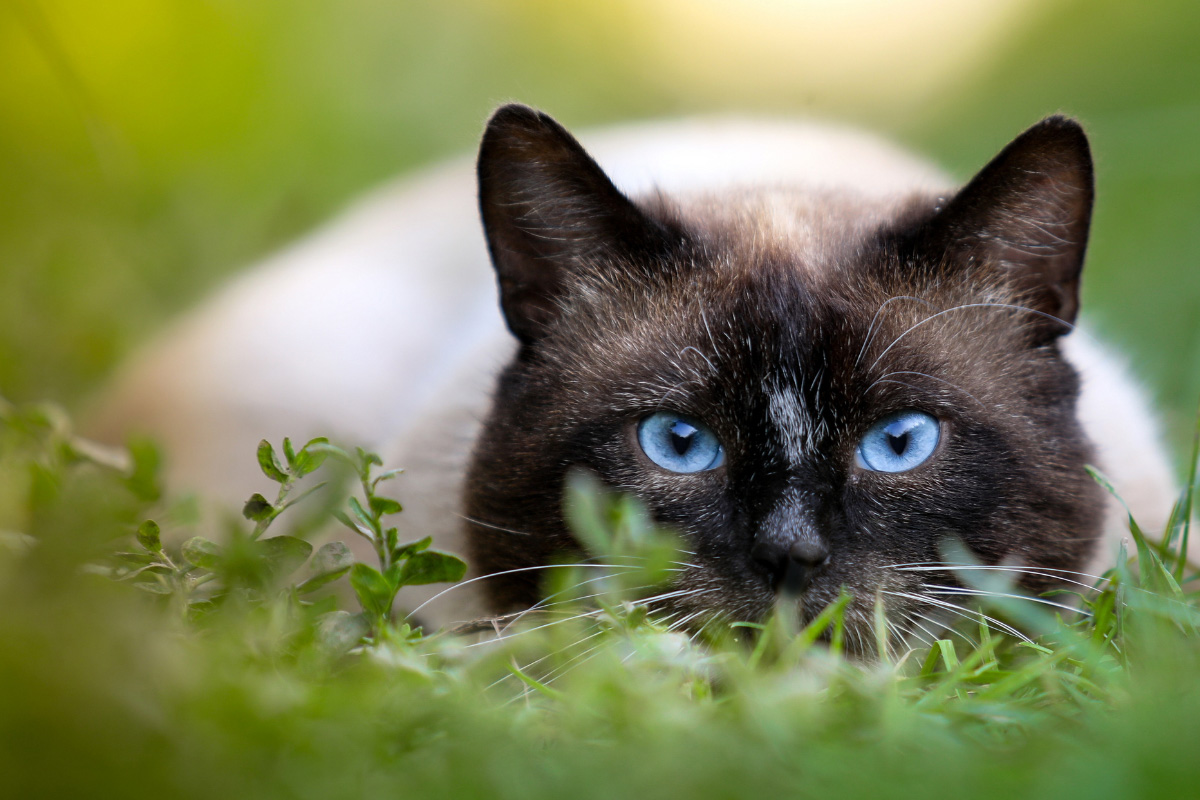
465,105,1103,651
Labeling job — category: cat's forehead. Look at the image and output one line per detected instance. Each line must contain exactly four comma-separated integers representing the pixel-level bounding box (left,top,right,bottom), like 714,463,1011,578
661,186,940,279
632,189,931,360
558,193,919,381
552,184,1032,429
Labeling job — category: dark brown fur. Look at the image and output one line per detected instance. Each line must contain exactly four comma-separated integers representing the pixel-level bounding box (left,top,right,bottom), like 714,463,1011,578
465,105,1103,650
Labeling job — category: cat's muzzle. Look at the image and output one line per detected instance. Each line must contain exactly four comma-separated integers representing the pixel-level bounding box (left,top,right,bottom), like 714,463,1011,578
751,539,831,596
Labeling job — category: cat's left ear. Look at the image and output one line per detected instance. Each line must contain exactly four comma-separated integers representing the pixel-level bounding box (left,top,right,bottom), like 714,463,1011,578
923,116,1094,338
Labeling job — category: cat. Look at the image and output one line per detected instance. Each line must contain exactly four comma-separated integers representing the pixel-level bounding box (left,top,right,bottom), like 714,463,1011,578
90,105,1178,648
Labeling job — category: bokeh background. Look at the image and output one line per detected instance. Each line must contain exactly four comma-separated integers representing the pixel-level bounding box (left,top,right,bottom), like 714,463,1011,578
2,0,1198,453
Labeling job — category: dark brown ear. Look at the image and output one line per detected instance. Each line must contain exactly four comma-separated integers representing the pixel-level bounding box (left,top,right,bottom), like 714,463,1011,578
924,116,1094,340
477,104,674,344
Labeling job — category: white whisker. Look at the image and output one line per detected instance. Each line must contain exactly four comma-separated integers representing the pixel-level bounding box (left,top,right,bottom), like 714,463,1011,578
503,641,612,705
921,584,1090,617
855,295,937,368
487,630,606,692
475,585,716,648
910,608,977,647
905,614,942,647
454,513,532,536
866,371,986,410
885,590,1033,643
890,561,1107,581
896,614,934,648
886,617,920,656
886,561,1109,583
667,610,707,633
898,563,1107,591
536,642,612,691
689,612,727,644
636,586,719,608
867,302,1074,374
501,579,663,633
405,563,641,621
466,607,605,649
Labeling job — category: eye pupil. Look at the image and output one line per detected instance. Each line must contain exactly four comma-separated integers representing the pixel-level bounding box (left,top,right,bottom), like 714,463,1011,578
887,431,909,456
669,421,697,455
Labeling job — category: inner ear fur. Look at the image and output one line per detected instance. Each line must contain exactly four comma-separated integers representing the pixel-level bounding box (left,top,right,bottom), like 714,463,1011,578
477,104,676,344
921,115,1095,339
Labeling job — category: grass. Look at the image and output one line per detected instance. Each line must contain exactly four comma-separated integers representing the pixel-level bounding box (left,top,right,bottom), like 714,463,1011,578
2,396,1200,799
3,1,1200,795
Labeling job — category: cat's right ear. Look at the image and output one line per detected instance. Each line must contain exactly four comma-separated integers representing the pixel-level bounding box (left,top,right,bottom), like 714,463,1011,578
478,104,672,344
918,116,1094,341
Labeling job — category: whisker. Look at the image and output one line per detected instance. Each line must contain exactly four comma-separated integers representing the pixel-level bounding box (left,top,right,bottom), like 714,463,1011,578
921,584,1090,617
850,625,867,657
454,513,532,536
593,554,702,571
895,614,934,648
867,302,1075,374
886,561,1109,583
885,590,1033,643
905,614,942,648
866,371,986,410
667,609,708,633
477,585,716,649
500,579,664,633
854,295,937,368
466,607,606,649
689,617,714,645
887,617,922,655
502,640,612,705
897,564,1107,591
908,592,1033,642
910,608,978,647
405,563,642,621
486,630,607,692
679,345,717,374
654,378,703,410
636,586,720,608
535,642,613,692
650,610,686,628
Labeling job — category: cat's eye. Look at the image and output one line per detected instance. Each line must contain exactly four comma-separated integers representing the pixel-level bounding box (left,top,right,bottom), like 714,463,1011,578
637,412,725,473
856,410,940,473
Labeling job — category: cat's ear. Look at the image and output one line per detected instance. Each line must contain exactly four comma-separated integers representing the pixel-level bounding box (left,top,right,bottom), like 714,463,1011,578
924,116,1094,339
478,104,672,344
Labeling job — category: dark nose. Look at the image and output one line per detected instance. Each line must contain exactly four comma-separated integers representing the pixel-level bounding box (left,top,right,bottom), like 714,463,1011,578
751,539,830,595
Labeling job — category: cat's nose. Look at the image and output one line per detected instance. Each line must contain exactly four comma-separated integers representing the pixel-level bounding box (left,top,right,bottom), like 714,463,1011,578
751,539,830,595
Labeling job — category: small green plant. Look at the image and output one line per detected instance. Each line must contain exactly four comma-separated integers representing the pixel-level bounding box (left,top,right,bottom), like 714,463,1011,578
313,442,466,640
109,435,467,651
111,437,335,615
3,396,1200,799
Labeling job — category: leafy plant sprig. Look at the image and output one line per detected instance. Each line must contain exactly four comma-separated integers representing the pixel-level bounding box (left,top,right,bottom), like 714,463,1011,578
312,443,466,637
114,437,347,617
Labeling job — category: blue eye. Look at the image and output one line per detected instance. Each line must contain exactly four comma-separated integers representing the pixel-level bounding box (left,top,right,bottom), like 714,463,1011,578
856,411,940,473
637,412,725,473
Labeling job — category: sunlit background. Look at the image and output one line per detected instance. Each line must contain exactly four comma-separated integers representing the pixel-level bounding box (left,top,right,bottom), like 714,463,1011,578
2,0,1198,450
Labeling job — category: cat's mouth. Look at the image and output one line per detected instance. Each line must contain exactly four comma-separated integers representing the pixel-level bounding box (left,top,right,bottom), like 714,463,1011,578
653,553,981,659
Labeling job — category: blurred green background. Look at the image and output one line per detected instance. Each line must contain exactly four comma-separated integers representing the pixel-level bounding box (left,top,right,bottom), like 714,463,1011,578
1,0,1197,448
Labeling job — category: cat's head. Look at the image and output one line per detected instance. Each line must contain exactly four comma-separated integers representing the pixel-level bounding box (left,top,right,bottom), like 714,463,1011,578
464,104,1102,651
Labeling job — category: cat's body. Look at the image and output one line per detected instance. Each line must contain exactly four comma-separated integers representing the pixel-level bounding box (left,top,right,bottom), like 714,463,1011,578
91,109,1177,642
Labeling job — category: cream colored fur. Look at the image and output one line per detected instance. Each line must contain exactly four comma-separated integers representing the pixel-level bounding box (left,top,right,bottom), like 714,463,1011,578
89,117,1178,626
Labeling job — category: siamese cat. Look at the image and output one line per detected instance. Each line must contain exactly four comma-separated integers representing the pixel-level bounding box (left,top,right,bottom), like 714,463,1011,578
91,105,1177,646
